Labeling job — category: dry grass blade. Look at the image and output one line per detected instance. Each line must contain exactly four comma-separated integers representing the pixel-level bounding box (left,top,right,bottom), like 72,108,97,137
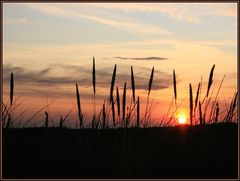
229,92,238,122
110,64,117,103
209,75,225,121
206,64,215,97
137,96,140,127
92,57,96,128
194,82,200,112
102,102,106,129
111,94,116,127
199,101,203,125
45,111,48,128
59,116,63,128
6,113,11,128
189,83,193,126
60,109,73,128
76,84,83,128
122,82,127,123
21,102,53,127
215,102,219,123
92,57,96,95
148,67,154,96
131,66,135,103
173,69,177,103
116,87,120,117
10,72,14,107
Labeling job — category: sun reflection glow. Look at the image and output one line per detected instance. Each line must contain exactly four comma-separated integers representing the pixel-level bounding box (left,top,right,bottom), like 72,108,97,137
178,115,187,124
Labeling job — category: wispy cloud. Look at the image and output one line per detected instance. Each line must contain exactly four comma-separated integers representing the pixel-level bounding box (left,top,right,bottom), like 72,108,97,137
83,3,236,23
3,63,172,99
25,3,172,35
4,18,29,24
114,56,168,61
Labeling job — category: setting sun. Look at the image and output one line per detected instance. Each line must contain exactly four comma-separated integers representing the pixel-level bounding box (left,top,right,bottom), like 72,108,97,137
178,116,187,124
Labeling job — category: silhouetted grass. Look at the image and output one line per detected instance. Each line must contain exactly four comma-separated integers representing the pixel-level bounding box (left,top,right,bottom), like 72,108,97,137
2,64,237,128
110,64,117,103
173,69,177,104
131,66,135,103
76,84,83,128
189,83,193,126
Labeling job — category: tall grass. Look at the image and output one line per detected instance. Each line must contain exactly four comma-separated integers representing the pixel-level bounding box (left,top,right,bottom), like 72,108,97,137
209,75,225,122
137,96,140,127
116,87,120,119
10,72,14,107
76,84,83,128
92,57,96,95
122,82,127,125
6,72,14,128
144,67,154,126
148,67,154,97
110,64,117,103
199,101,203,125
206,64,215,98
226,92,238,122
173,69,177,104
45,111,48,128
4,64,237,129
131,66,135,103
215,102,219,123
189,83,193,126
111,94,116,127
102,101,106,129
59,116,63,128
194,82,200,113
92,57,96,128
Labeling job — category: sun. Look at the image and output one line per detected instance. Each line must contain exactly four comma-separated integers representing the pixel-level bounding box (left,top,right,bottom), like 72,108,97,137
178,116,187,124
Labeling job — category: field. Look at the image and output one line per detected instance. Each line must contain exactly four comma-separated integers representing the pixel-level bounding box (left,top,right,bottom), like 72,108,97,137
3,123,238,179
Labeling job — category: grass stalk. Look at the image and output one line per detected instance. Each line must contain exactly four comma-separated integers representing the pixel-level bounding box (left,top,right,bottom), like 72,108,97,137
10,72,14,107
199,101,203,125
110,64,117,103
116,87,120,118
215,102,219,123
45,111,48,128
131,66,135,103
92,57,96,128
206,64,215,98
137,96,140,127
189,83,193,126
173,69,177,104
144,67,154,125
102,101,106,129
194,82,200,112
122,82,127,124
76,84,83,128
111,94,116,127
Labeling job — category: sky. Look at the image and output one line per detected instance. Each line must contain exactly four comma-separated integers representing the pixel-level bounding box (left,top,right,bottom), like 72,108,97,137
3,3,237,127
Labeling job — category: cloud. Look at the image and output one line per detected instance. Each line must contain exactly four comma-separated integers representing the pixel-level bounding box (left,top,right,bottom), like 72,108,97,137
4,18,29,25
83,3,236,23
25,4,172,35
113,56,167,61
3,63,172,99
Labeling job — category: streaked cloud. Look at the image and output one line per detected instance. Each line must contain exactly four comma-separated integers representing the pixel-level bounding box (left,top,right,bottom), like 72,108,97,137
3,64,172,97
4,18,29,24
77,3,236,23
114,56,168,61
25,3,172,35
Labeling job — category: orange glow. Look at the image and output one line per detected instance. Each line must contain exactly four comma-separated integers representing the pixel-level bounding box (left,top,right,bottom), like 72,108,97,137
178,115,187,125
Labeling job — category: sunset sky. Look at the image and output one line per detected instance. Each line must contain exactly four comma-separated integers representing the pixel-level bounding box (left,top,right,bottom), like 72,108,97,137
3,3,237,127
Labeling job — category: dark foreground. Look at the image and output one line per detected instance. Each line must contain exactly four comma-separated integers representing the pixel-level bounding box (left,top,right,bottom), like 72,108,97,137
3,123,238,179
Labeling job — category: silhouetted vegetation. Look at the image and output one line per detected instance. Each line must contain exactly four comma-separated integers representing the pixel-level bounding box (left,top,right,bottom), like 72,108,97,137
2,62,238,179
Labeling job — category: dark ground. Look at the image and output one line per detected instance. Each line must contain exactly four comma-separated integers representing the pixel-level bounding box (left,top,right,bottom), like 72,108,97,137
2,123,238,179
